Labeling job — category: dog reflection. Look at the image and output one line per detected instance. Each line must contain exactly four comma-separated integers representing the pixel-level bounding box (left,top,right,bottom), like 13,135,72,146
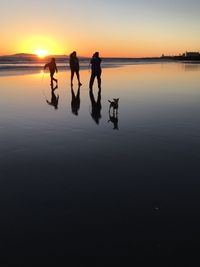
89,88,101,124
108,111,119,130
108,98,119,130
46,84,59,110
71,85,80,116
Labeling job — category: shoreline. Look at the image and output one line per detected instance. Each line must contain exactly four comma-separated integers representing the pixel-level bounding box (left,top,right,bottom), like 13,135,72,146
0,60,199,77
1,59,199,73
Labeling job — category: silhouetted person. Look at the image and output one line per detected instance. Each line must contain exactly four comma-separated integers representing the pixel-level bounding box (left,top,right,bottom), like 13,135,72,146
69,51,82,86
44,58,58,85
89,88,101,124
46,84,59,110
108,111,119,130
71,85,80,116
89,52,102,90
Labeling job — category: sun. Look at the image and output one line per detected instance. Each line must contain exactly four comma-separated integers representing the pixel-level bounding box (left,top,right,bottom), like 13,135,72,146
35,49,48,58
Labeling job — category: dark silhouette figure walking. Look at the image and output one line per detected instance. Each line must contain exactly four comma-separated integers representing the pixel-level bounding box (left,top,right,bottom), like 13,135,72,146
89,88,101,124
89,52,102,90
46,84,59,110
44,58,58,85
71,85,81,116
69,51,82,86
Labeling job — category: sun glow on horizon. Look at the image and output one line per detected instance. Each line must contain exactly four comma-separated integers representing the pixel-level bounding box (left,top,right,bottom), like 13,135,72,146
34,49,48,58
18,35,66,57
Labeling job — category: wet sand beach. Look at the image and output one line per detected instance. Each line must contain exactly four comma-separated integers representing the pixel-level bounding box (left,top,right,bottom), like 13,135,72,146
0,62,200,264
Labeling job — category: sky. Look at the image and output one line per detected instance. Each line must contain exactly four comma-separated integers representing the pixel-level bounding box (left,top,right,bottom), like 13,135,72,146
1,0,200,57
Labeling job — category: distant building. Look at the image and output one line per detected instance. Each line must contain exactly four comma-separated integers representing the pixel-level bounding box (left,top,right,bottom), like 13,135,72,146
160,51,200,61
186,51,200,58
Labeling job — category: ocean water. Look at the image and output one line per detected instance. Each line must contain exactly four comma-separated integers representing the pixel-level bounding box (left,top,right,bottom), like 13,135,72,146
0,62,200,264
0,57,172,71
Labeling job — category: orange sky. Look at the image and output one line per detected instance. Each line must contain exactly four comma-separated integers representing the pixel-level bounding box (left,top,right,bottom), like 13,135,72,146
1,0,200,57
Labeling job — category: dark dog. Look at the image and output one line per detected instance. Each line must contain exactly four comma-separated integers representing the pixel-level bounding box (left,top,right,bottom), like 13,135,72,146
108,98,119,112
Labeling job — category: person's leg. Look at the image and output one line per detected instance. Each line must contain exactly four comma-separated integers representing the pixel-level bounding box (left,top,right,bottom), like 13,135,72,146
89,73,96,90
50,73,53,85
53,77,57,83
96,71,101,89
71,70,74,85
76,85,80,99
51,71,57,84
75,70,82,86
97,72,101,89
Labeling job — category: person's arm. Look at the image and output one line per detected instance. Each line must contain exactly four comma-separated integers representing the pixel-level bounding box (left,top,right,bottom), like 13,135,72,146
55,64,58,73
89,58,93,68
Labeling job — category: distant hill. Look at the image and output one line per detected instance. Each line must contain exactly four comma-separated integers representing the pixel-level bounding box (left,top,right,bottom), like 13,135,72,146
0,53,69,63
12,53,37,57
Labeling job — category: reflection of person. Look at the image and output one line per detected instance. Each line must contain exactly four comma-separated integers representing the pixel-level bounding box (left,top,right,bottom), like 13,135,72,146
44,58,58,85
89,88,101,124
69,51,82,86
46,84,59,110
71,85,80,116
89,52,102,90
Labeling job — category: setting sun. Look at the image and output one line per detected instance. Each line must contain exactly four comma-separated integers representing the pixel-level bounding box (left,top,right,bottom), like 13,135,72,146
35,49,48,58
17,35,66,57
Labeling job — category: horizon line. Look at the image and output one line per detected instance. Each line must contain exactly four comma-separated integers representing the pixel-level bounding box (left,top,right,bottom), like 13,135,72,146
0,52,188,59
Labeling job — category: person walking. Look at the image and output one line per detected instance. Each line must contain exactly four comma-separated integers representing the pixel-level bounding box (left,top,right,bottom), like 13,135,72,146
89,52,102,90
44,58,58,85
69,51,82,86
